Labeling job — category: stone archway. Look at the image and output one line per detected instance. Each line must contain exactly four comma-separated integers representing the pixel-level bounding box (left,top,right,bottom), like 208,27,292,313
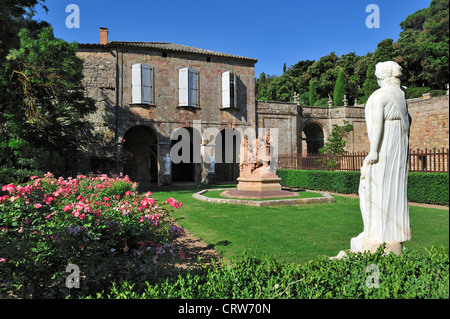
302,122,324,155
170,127,202,182
214,128,241,183
122,125,158,185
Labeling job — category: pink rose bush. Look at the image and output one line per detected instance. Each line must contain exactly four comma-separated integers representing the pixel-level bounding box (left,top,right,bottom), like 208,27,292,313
0,172,185,298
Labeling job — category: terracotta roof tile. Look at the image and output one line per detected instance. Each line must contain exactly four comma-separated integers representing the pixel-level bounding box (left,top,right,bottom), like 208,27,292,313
78,41,257,63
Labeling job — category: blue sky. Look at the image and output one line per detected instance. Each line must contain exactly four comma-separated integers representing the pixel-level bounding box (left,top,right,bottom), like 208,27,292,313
34,0,431,76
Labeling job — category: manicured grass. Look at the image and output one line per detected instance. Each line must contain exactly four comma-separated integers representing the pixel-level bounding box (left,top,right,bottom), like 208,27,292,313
146,184,449,264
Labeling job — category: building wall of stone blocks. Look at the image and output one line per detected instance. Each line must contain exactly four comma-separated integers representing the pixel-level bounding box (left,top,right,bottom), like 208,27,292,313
257,94,448,158
407,95,449,150
328,106,369,154
77,43,448,182
76,47,256,183
257,103,369,157
76,50,118,174
116,49,256,143
256,101,299,158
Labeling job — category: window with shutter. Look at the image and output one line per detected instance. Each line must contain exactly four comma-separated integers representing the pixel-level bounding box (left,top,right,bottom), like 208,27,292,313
141,64,152,104
232,72,237,108
132,64,152,105
222,71,237,109
179,68,189,106
179,68,198,107
188,69,198,107
132,64,142,104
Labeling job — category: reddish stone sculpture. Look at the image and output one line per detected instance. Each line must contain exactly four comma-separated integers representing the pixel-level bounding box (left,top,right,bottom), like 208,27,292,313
222,131,298,199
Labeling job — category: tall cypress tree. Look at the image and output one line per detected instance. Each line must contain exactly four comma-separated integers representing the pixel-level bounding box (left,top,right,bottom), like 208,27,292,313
362,39,398,102
333,69,347,107
257,72,267,100
308,79,317,106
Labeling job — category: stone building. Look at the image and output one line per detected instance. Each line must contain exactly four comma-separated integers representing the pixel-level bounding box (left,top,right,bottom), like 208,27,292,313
258,94,449,160
77,28,449,184
77,28,257,185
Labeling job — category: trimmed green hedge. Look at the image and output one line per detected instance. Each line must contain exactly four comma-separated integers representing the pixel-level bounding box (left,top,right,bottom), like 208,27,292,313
93,245,449,299
277,169,449,206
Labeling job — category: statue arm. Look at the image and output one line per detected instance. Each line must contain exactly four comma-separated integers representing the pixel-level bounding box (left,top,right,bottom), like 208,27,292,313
365,93,386,164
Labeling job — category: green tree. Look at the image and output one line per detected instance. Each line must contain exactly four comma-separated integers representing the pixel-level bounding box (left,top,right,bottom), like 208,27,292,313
362,39,399,103
286,59,314,95
318,121,354,169
256,72,268,100
333,69,347,107
256,1,447,105
337,52,362,103
0,25,95,183
353,52,373,99
308,79,317,106
266,73,295,102
398,0,449,89
0,0,47,60
319,121,354,155
307,52,339,98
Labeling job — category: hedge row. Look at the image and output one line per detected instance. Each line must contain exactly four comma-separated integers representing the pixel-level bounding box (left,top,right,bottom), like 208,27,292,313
94,245,449,299
277,169,449,206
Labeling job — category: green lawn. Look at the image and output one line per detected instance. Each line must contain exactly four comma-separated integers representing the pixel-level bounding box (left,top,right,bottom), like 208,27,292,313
146,184,449,264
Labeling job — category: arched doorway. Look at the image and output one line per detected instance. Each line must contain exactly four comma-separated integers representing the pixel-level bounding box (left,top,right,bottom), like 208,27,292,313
122,126,158,185
214,128,241,183
302,123,324,155
170,127,202,182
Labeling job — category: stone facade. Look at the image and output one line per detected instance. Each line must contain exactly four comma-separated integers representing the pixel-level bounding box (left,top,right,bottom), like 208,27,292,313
76,33,257,185
77,29,448,183
407,95,449,150
256,94,448,159
255,102,369,157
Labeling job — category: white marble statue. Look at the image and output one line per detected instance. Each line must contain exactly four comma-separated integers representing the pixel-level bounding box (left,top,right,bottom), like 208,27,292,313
351,61,411,255
164,153,171,176
209,154,215,174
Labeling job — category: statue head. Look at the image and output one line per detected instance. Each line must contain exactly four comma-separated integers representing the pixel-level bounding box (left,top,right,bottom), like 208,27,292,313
375,61,402,88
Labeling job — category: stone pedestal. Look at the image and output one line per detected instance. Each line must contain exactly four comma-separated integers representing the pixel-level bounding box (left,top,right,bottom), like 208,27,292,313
350,235,403,255
160,174,171,186
207,172,216,185
237,177,282,192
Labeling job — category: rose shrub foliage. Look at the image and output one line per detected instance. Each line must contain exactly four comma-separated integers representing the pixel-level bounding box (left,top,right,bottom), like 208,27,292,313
0,173,184,298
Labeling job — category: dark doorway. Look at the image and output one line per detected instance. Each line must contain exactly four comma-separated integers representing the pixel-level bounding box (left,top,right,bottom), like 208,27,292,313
171,127,201,182
302,123,324,155
214,128,241,183
123,126,158,185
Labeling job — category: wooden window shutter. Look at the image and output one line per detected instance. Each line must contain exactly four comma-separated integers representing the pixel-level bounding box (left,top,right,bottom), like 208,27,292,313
132,64,142,104
222,71,231,108
188,69,198,107
179,68,189,106
141,64,152,104
232,72,237,108
222,71,237,108
132,64,152,104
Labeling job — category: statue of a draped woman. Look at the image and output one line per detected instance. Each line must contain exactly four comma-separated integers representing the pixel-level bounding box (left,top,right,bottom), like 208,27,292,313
351,61,412,255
